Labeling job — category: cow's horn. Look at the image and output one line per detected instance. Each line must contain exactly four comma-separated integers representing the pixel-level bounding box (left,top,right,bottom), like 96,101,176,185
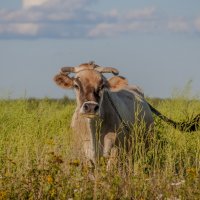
60,67,75,74
96,67,119,75
61,63,97,74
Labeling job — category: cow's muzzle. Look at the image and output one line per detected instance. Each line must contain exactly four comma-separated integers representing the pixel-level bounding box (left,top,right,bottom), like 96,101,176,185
80,101,99,118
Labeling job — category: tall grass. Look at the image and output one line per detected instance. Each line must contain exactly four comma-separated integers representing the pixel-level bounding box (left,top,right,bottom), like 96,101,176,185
0,96,200,199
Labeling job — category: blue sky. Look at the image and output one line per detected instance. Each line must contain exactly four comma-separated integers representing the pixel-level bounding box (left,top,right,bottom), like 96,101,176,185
0,0,200,98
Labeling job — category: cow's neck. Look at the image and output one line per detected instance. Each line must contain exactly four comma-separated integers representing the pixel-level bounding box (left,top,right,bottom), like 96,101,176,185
73,90,120,162
72,110,97,162
89,90,121,158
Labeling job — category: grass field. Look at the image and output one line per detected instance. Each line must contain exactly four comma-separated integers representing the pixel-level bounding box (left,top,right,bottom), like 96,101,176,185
0,94,200,199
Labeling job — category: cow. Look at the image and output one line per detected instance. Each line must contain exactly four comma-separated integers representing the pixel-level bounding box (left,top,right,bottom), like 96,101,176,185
54,62,200,163
54,62,154,163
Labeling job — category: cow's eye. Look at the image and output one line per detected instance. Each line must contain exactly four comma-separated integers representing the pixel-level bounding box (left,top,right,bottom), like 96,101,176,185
74,84,79,90
96,84,105,94
99,84,105,91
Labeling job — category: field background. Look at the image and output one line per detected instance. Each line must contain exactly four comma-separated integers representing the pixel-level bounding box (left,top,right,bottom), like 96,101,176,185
0,89,200,199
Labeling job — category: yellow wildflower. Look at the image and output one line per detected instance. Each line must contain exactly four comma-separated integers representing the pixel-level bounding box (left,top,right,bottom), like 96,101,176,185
46,175,53,184
0,191,7,200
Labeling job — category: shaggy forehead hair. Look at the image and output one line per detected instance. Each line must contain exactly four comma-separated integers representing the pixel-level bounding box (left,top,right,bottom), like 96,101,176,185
74,69,105,105
79,62,95,67
75,70,104,87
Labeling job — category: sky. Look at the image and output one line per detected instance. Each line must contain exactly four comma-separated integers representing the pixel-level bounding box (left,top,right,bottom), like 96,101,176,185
0,0,200,99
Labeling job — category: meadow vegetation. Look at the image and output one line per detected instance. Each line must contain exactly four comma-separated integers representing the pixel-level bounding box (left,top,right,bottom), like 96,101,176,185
0,90,200,199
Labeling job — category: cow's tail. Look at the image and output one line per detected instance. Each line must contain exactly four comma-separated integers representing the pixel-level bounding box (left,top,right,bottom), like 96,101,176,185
147,102,200,132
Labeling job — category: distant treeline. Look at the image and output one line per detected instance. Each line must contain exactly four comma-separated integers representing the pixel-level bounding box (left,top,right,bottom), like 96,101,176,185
0,96,74,105
1,96,199,107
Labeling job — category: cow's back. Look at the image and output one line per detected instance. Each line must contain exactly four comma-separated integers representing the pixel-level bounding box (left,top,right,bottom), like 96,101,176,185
105,88,153,129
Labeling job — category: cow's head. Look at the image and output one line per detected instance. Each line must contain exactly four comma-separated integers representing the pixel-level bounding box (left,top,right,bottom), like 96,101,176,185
54,62,128,118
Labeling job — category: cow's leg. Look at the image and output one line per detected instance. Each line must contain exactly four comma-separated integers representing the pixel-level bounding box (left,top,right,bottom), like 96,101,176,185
106,147,118,171
103,132,119,170
103,132,116,157
83,140,96,163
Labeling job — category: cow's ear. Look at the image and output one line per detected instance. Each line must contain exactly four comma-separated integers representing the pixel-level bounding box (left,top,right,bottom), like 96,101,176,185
108,76,128,91
54,74,74,89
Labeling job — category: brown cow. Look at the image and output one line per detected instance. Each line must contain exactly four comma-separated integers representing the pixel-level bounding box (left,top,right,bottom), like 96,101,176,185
54,62,154,163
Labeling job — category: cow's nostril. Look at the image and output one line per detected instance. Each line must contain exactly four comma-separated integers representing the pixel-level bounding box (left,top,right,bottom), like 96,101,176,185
94,105,99,112
83,102,99,114
84,103,89,112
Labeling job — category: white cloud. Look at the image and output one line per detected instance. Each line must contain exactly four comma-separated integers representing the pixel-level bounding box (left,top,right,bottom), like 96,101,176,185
0,0,97,39
88,21,155,38
0,1,199,39
88,23,119,37
23,0,49,9
106,9,119,18
168,18,189,32
88,7,157,38
26,0,94,11
124,6,156,20
1,0,92,22
194,17,200,32
0,23,40,36
1,10,43,22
